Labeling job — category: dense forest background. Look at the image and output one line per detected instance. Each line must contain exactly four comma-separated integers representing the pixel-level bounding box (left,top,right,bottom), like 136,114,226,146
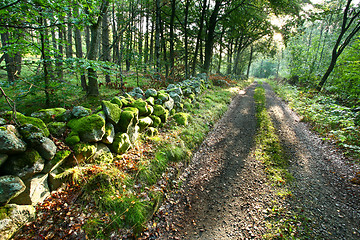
0,0,359,110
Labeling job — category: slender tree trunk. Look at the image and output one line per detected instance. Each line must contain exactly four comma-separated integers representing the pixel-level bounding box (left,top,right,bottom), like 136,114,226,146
246,45,253,79
85,26,90,55
66,9,73,58
227,39,233,75
144,6,150,66
0,32,16,83
102,9,111,83
159,14,168,78
57,25,64,80
169,0,176,75
192,0,207,76
155,0,161,73
87,0,110,96
184,0,190,78
203,0,221,73
39,16,50,106
74,7,87,90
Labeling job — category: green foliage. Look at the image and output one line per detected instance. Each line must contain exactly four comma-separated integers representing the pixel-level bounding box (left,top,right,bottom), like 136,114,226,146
268,79,360,159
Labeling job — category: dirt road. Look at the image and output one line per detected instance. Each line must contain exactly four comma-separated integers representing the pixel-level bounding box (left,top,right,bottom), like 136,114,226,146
145,82,360,239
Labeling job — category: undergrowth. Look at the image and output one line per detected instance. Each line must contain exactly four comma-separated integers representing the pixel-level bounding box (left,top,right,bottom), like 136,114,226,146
65,78,253,238
267,79,360,160
254,82,314,239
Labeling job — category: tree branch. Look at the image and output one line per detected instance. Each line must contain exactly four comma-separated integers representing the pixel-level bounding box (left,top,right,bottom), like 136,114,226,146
0,0,21,10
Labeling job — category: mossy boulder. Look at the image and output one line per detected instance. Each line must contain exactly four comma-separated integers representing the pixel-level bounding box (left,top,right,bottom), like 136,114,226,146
145,88,158,98
73,143,97,164
0,176,26,206
145,127,158,137
55,110,72,122
138,117,153,132
102,100,122,125
90,143,113,164
129,99,153,116
3,112,49,137
117,107,139,133
164,97,174,111
35,137,57,161
110,133,131,154
159,109,169,123
71,106,91,118
153,105,166,117
47,122,67,137
31,108,67,123
101,123,115,144
2,149,44,180
67,114,106,142
173,112,190,126
146,97,155,106
0,125,27,154
150,115,161,128
110,97,123,108
128,125,140,143
64,132,80,146
175,102,184,112
157,92,169,102
42,150,71,173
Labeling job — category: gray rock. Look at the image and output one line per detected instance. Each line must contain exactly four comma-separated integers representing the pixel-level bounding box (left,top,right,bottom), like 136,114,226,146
35,137,57,161
47,122,67,137
18,124,45,146
102,123,115,144
0,118,6,125
166,84,176,90
10,174,50,205
0,125,27,154
0,176,26,205
42,150,71,173
128,125,140,144
133,87,144,95
169,92,182,103
168,87,183,96
0,204,35,240
71,106,91,118
102,101,121,125
48,169,64,191
183,88,193,96
164,97,175,111
2,149,45,180
90,143,113,164
145,88,158,98
55,109,72,122
0,154,8,167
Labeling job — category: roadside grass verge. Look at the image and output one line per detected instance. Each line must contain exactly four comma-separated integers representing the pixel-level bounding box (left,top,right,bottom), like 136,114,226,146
70,78,253,238
254,83,314,239
267,79,360,160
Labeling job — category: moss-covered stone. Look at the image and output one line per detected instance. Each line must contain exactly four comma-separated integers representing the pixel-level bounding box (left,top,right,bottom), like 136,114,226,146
65,133,80,146
189,93,195,101
157,92,169,102
0,125,27,154
4,112,49,137
67,114,105,142
110,133,131,154
138,117,153,132
42,150,71,173
117,107,139,133
170,109,176,115
110,97,123,108
129,99,153,116
146,97,155,106
145,127,158,137
31,108,67,123
153,105,166,117
47,122,66,137
159,109,169,123
73,143,97,163
102,100,121,125
2,149,44,180
101,123,115,144
145,88,158,98
173,112,190,126
150,115,161,128
55,110,72,122
90,143,113,164
71,106,91,118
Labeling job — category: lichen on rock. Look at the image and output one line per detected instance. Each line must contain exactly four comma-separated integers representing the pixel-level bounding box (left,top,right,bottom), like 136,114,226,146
31,108,67,123
0,125,27,154
102,100,122,125
111,133,131,154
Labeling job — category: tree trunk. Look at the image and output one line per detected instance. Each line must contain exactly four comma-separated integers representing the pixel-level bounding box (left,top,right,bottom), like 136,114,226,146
169,0,176,74
87,0,110,96
0,32,16,83
102,9,111,83
184,0,190,78
57,25,64,80
227,39,233,75
74,7,87,90
39,17,50,107
246,45,253,79
191,0,207,76
203,0,221,73
155,0,161,73
66,9,73,58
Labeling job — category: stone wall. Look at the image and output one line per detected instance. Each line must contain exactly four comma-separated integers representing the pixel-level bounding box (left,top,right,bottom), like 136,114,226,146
0,76,210,240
